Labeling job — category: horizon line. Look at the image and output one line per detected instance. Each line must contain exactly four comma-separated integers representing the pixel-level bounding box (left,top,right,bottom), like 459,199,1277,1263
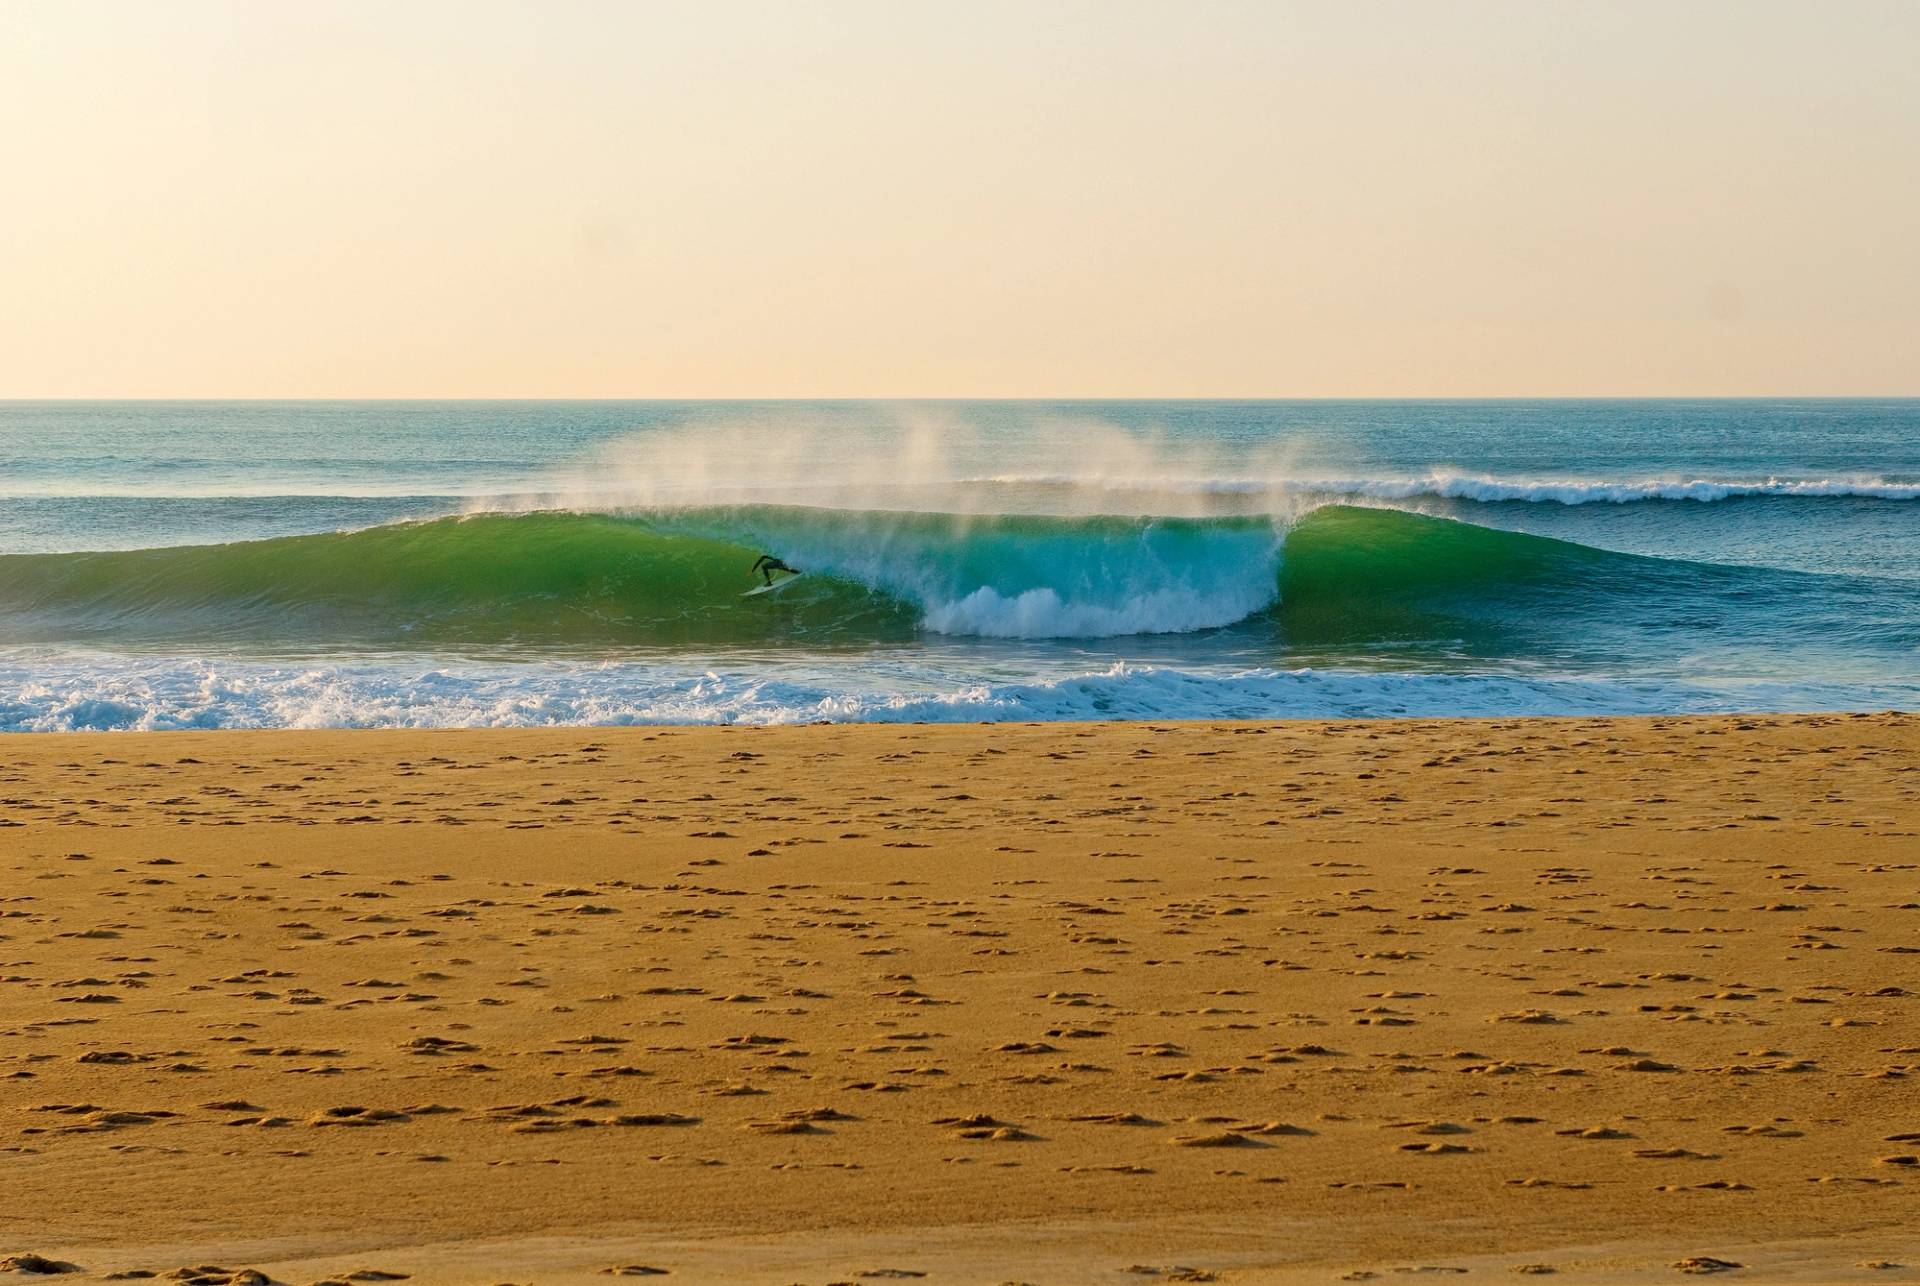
4,394,1919,405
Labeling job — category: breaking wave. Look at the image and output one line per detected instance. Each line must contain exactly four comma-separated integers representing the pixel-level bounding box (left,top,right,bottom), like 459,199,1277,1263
0,504,1708,650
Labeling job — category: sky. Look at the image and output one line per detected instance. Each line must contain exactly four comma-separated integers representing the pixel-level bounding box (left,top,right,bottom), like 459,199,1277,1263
1,0,1916,398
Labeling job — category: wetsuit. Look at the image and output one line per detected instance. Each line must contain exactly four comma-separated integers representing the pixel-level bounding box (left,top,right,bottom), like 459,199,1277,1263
752,554,798,586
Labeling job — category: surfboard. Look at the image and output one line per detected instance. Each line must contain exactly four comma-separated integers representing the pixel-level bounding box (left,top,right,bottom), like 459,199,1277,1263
742,573,803,597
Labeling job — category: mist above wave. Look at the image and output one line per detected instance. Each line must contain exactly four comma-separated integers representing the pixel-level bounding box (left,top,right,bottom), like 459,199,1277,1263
7,406,1912,513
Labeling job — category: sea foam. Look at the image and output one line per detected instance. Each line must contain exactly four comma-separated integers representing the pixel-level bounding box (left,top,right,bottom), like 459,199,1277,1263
2,655,1911,733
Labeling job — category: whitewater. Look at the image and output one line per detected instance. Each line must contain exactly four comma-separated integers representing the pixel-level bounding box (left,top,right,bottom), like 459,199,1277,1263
2,399,1915,730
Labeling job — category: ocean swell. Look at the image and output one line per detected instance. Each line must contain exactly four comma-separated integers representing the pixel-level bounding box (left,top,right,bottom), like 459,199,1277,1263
0,505,1293,647
0,501,1854,659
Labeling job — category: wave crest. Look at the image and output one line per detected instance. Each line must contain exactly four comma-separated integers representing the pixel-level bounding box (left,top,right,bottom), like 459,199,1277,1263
971,472,1920,505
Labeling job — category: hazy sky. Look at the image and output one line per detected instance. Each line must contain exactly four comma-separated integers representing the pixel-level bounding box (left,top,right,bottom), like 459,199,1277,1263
2,0,1916,397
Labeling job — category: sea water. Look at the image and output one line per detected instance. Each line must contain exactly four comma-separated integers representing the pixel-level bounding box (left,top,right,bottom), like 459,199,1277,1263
1,400,1915,730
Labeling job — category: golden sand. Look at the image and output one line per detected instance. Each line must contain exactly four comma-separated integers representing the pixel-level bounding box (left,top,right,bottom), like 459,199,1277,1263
3,715,1917,1283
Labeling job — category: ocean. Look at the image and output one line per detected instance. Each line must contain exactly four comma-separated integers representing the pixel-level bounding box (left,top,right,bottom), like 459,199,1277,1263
1,399,1915,730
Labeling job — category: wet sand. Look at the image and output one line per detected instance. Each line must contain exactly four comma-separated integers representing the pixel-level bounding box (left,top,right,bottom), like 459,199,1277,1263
3,715,1917,1283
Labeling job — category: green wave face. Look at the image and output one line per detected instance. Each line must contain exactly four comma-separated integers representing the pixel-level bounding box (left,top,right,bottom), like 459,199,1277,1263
1277,504,1638,650
1269,504,1878,673
0,503,1768,659
0,512,920,651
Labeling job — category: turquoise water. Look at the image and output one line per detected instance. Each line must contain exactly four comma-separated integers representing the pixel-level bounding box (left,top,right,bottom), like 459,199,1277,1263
1,400,1915,728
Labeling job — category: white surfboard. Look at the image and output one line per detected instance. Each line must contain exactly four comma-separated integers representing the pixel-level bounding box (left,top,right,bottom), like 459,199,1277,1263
742,573,803,597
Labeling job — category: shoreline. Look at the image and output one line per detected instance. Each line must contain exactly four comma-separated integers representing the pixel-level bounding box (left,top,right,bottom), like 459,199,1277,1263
4,714,1917,1282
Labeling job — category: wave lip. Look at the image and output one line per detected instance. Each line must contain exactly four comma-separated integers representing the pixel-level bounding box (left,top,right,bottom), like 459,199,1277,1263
970,472,1920,505
1336,473,1920,505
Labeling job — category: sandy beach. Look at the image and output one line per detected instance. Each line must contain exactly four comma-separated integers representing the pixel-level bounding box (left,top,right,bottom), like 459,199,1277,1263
3,715,1917,1283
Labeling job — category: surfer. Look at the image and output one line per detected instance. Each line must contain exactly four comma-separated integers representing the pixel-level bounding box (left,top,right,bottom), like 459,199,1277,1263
751,553,799,586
